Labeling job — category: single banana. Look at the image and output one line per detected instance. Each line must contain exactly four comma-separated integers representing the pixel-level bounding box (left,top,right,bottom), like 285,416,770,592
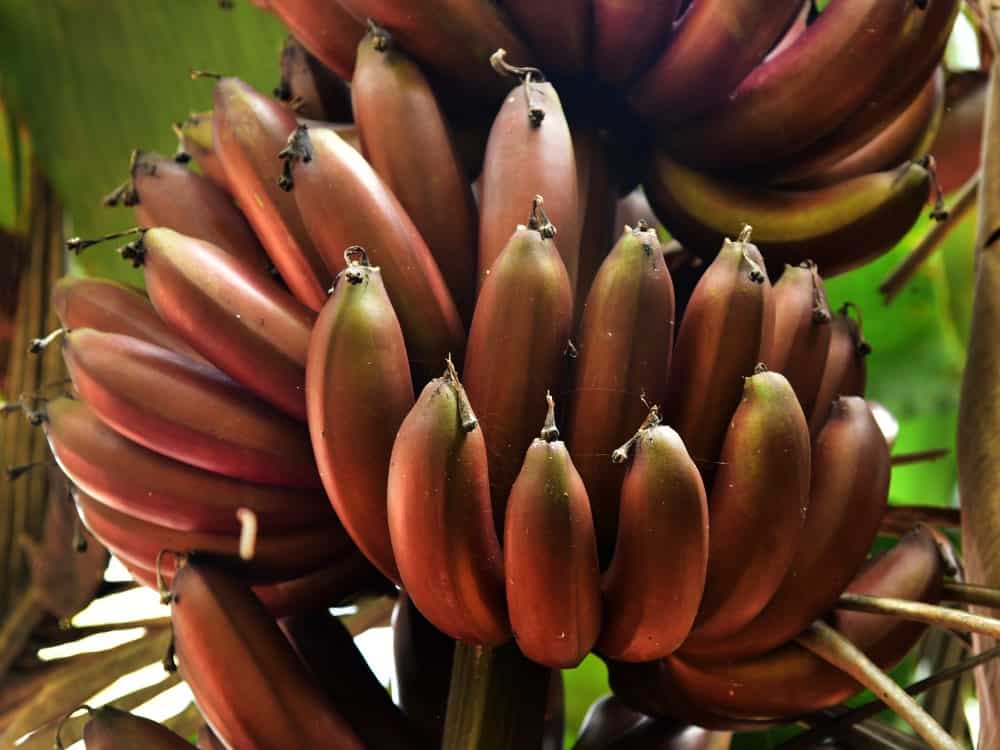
259,0,365,80
809,303,870,434
597,412,709,662
387,361,509,645
276,35,354,122
566,223,675,561
306,249,413,583
646,152,931,276
175,112,231,193
504,395,601,668
573,127,619,322
501,0,589,75
591,0,681,85
463,204,573,528
80,706,193,750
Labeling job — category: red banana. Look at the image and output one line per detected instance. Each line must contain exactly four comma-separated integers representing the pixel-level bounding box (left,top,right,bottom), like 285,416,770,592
663,231,773,477
597,413,709,662
279,609,424,749
135,227,316,421
170,560,366,750
276,36,353,123
478,56,580,294
284,124,465,381
74,491,346,584
809,303,870,434
501,0,589,75
112,150,268,270
627,0,802,125
760,261,832,418
591,0,681,85
504,396,601,668
62,329,319,487
50,276,206,364
80,706,193,749
212,77,330,310
566,223,675,560
573,127,619,321
682,369,811,647
387,362,509,645
463,206,574,528
679,395,889,663
175,112,231,192
351,23,479,326
42,397,333,534
257,0,364,82
306,249,414,583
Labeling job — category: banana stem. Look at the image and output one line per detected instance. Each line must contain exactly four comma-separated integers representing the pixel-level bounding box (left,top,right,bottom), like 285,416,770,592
441,642,550,750
795,621,959,750
837,592,1000,640
941,581,1000,610
890,448,949,466
0,587,44,683
880,505,960,537
780,643,1000,749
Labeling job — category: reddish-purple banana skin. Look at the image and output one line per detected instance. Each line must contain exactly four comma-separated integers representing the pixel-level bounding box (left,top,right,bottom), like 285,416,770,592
502,0,590,75
262,0,365,80
591,0,682,85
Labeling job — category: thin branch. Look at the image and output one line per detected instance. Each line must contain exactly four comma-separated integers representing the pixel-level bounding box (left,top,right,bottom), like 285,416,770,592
796,621,960,750
942,581,1000,610
881,505,960,536
838,593,1000,640
891,449,950,466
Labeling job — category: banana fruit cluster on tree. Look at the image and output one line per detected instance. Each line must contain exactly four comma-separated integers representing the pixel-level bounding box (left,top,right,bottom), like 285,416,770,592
17,0,994,747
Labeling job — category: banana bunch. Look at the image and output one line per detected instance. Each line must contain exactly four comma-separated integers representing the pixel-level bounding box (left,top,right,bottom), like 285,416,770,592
31,0,982,745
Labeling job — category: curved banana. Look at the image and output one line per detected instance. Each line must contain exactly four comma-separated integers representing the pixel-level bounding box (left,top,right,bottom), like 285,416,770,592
646,152,931,276
591,0,681,85
63,329,318,487
51,276,207,364
679,396,889,663
504,395,601,668
664,0,918,168
809,304,870,434
42,398,334,534
212,77,331,310
258,0,364,82
80,706,193,749
276,35,353,123
662,230,773,478
463,206,574,528
566,223,675,561
175,112,230,193
682,369,811,647
170,560,367,750
479,57,580,294
760,262,832,418
502,0,589,75
111,150,268,270
285,125,465,382
352,23,479,325
627,0,803,125
387,361,509,645
306,249,413,583
597,413,709,662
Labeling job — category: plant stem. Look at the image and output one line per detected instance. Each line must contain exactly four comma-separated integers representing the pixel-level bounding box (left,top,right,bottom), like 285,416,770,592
880,506,959,537
796,621,959,750
838,592,1000,639
441,642,550,750
941,581,1000,609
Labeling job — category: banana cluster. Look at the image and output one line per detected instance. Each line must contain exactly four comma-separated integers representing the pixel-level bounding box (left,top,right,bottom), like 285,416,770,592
35,1,966,746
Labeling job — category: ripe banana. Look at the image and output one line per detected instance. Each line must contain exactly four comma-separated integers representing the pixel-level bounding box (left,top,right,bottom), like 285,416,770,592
387,361,509,645
504,395,601,668
645,152,932,276
42,397,334,534
109,149,268,270
565,223,675,561
170,559,367,750
212,77,331,310
50,276,207,365
478,55,580,294
284,124,465,381
79,705,193,749
662,231,773,478
463,208,573,528
627,0,802,125
175,112,230,193
681,369,811,648
306,249,413,583
664,0,917,168
276,35,353,123
809,304,870,434
279,610,423,749
760,262,832,418
591,0,681,85
352,23,479,325
74,490,346,584
610,526,943,721
333,0,533,97
597,413,709,662
501,0,589,75
680,395,889,663
257,0,365,81
134,227,316,421
62,329,319,487
573,127,618,321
